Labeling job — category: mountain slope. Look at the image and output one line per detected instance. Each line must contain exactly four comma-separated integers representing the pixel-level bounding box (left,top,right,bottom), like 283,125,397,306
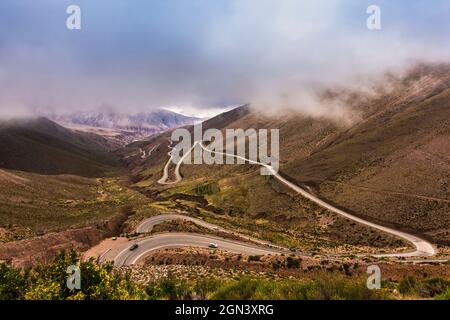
0,117,120,177
131,63,450,248
50,109,200,145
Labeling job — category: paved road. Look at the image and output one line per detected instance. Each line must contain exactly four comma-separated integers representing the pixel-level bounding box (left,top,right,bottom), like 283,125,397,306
137,214,229,233
197,142,436,258
136,213,288,250
114,232,283,266
157,150,173,184
158,139,192,185
123,144,159,160
130,139,436,264
140,144,159,159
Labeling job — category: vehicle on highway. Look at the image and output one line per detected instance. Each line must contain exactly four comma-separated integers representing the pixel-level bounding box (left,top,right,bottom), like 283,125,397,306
129,244,139,251
209,243,219,249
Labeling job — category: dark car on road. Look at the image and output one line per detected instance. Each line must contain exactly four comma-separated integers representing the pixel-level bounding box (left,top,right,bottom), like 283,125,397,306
129,244,139,251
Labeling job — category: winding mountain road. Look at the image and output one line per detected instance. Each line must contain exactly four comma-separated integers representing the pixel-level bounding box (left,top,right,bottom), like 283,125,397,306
123,144,159,160
157,140,193,185
140,144,159,159
136,213,287,250
137,214,230,234
114,232,283,267
159,141,436,258
111,139,437,266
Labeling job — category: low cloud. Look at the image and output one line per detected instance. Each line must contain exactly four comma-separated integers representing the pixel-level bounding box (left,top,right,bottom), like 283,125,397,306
0,0,449,119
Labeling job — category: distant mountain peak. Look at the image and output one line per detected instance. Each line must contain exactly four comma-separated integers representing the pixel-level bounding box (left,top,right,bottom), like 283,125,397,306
47,109,200,145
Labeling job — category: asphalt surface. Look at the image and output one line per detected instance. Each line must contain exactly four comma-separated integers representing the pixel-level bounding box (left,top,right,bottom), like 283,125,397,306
198,142,436,258
113,140,436,266
157,140,191,185
136,213,288,249
114,232,283,266
137,213,229,233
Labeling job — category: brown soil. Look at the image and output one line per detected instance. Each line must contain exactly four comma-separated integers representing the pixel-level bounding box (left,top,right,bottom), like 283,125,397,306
0,208,133,268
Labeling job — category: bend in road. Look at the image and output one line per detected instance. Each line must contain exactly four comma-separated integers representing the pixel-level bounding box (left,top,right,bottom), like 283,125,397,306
158,139,193,185
163,141,436,258
114,232,283,267
136,213,288,250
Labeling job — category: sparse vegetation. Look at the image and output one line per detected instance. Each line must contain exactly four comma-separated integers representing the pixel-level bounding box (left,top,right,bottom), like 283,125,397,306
192,183,220,196
248,255,262,262
211,276,391,300
1,252,449,300
286,256,301,269
0,174,150,241
397,276,450,298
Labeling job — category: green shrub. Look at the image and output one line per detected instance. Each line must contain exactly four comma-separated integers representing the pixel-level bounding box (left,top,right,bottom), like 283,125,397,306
212,278,260,300
421,278,450,297
0,263,27,300
398,277,450,298
1,251,145,300
272,261,281,270
248,255,261,262
147,276,191,300
211,274,390,300
398,276,418,295
436,287,450,300
286,257,301,269
194,278,221,299
159,277,179,299
192,183,219,196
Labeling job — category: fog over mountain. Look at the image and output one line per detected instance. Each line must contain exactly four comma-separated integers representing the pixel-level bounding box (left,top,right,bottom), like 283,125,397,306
49,109,200,130
0,1,449,119
47,108,200,145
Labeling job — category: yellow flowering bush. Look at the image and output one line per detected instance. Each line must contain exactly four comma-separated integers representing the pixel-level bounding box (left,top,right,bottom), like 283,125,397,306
1,251,145,300
24,279,61,300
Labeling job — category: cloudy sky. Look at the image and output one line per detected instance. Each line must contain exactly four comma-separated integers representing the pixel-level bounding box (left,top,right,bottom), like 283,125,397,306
0,0,449,118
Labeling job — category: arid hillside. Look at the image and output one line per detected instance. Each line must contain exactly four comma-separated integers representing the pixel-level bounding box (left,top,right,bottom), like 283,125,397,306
131,64,450,249
0,117,120,177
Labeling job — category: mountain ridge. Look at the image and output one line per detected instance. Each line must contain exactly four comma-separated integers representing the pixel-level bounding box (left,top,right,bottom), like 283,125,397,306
48,109,201,145
0,117,120,177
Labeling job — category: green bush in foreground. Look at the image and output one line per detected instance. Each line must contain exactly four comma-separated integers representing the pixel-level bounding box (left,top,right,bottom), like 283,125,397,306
143,273,393,300
436,287,450,300
211,275,391,300
398,276,450,298
0,263,28,300
0,251,145,300
145,276,221,300
1,253,449,300
144,274,450,300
